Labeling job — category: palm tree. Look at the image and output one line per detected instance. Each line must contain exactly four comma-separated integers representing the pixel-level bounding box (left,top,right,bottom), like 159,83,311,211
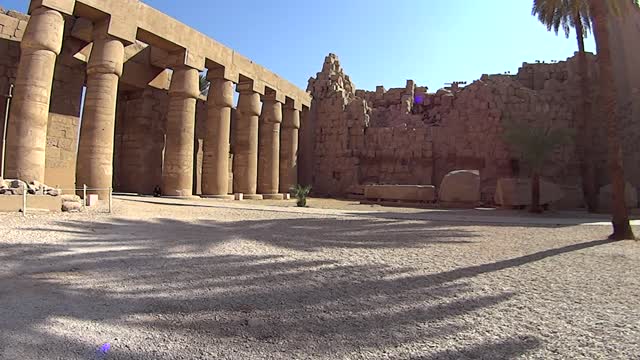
199,74,210,96
291,184,312,207
588,0,637,240
532,0,598,212
504,121,572,213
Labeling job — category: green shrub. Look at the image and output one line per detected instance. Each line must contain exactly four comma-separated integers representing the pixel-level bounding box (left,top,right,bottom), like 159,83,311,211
291,184,312,207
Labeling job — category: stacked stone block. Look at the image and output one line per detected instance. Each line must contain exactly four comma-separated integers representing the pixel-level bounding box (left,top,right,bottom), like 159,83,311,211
307,53,606,202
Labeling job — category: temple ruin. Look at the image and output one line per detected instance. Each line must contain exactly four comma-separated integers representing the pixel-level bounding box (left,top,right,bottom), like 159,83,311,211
0,0,310,200
301,3,640,208
1,0,639,209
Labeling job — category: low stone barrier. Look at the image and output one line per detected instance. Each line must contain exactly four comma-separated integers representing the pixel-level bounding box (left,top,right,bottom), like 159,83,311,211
598,182,638,210
364,185,436,203
494,178,564,207
0,195,62,212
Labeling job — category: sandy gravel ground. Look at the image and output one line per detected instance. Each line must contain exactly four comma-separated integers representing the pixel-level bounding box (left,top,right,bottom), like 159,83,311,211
1,196,639,360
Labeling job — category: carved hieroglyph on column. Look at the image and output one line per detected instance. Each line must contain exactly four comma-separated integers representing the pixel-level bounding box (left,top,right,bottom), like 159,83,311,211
257,92,283,198
4,7,64,182
161,66,200,197
279,99,301,194
201,73,234,198
233,82,262,198
76,22,125,199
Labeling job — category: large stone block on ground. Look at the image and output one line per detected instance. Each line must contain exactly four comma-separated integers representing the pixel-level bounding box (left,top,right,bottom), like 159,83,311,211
554,185,585,210
364,185,436,202
598,182,638,210
62,201,82,212
438,170,481,203
494,178,564,207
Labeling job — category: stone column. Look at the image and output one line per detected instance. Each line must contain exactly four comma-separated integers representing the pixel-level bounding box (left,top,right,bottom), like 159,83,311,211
201,74,234,198
233,82,262,198
4,7,64,182
257,93,283,199
279,100,301,194
161,66,200,197
76,23,125,199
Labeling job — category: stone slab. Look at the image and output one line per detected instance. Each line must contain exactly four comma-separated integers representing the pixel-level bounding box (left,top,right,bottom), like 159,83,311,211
262,194,284,200
201,195,235,200
598,182,638,210
243,194,264,200
438,170,481,203
364,185,436,202
494,178,564,207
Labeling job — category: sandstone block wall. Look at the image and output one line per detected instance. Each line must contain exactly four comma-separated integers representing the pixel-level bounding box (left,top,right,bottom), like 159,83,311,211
360,127,433,186
305,53,616,202
113,88,168,194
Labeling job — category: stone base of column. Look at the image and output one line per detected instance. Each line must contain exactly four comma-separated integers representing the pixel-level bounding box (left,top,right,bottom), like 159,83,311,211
161,195,200,200
201,194,235,200
242,194,264,200
261,193,285,200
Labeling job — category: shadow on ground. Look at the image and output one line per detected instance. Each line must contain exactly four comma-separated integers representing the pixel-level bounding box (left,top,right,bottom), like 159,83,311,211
0,213,617,359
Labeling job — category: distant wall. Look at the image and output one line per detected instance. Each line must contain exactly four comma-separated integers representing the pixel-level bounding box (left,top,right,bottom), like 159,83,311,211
306,53,607,206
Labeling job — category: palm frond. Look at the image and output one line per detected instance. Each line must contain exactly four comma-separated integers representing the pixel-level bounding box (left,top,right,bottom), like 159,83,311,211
532,0,592,38
503,121,573,171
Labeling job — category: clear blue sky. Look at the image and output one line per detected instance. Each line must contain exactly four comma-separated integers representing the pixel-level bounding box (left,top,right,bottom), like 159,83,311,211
4,0,595,91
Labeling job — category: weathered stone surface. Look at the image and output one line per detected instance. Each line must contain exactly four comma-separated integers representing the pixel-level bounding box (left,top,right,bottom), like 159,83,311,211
62,201,81,212
60,194,81,203
494,178,564,207
438,170,481,203
364,185,436,202
46,188,60,196
598,182,638,210
305,53,594,201
0,195,61,212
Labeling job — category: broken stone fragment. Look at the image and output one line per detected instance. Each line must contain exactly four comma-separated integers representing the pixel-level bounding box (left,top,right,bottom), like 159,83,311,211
62,202,82,212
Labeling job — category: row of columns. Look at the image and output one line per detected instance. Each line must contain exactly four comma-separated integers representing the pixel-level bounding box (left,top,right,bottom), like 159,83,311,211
5,5,303,200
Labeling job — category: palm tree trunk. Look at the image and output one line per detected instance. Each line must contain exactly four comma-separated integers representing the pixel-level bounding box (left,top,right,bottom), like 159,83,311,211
530,172,542,214
590,0,635,240
575,17,598,212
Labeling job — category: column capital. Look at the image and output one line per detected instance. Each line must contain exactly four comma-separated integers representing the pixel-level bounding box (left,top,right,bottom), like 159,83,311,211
168,66,200,99
237,88,261,117
29,0,75,16
236,77,266,95
206,65,239,83
260,97,282,125
236,80,257,94
207,77,234,108
21,7,65,55
282,102,301,129
87,20,125,77
284,97,303,111
261,90,284,105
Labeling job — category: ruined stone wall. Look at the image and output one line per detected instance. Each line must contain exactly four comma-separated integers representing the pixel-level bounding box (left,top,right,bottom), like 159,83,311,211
427,68,585,202
306,55,366,195
0,9,85,190
306,54,599,203
360,127,433,187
